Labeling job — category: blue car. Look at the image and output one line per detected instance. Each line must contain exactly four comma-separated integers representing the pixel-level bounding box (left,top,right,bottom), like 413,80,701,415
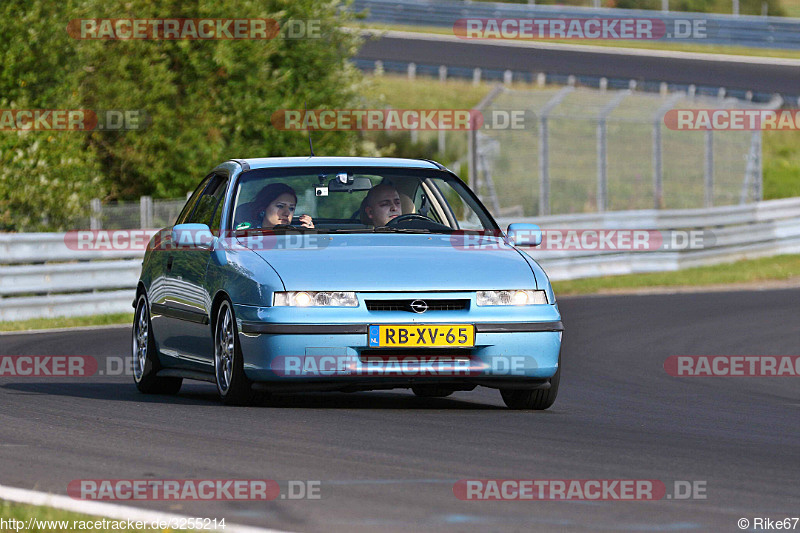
132,157,563,409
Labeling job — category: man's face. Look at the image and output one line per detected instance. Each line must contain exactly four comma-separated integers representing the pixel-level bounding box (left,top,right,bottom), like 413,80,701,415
366,187,401,227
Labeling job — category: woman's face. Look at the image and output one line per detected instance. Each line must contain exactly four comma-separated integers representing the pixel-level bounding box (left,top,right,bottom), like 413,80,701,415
263,193,296,226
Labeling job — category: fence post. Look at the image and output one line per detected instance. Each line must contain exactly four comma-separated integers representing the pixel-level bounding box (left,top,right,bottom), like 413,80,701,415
468,84,504,191
742,130,763,203
538,86,574,216
438,130,446,155
755,130,763,201
596,91,630,213
539,117,550,216
597,120,607,212
90,198,102,230
704,131,714,207
653,122,662,209
140,196,153,229
652,93,684,209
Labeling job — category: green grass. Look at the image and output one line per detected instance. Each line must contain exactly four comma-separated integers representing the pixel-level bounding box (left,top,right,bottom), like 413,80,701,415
762,129,800,200
363,75,492,109
552,253,800,295
783,0,800,16
354,23,800,59
0,499,171,532
0,313,132,332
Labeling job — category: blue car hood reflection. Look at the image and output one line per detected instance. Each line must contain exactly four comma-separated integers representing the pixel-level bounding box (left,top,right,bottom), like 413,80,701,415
246,233,537,291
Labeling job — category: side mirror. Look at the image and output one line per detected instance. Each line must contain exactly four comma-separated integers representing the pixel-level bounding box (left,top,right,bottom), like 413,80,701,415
172,223,214,249
507,223,542,247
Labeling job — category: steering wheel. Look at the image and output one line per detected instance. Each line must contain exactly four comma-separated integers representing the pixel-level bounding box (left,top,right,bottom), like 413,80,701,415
386,213,430,226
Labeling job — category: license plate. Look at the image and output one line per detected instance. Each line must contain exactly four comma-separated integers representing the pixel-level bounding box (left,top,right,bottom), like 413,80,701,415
368,325,475,348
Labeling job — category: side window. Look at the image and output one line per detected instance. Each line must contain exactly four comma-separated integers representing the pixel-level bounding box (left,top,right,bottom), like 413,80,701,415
209,178,229,231
175,175,212,225
189,175,227,228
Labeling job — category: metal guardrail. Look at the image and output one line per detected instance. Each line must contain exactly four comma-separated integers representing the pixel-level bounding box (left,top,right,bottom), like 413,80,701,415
351,0,800,49
1,197,799,320
497,196,800,279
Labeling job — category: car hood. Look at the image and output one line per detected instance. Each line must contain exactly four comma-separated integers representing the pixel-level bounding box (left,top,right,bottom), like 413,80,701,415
245,233,537,291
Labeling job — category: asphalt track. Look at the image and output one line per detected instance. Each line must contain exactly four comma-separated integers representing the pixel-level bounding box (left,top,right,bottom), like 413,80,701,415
0,289,798,532
356,32,800,96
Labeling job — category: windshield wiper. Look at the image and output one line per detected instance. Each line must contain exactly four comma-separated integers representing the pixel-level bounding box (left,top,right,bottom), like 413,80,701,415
372,227,435,234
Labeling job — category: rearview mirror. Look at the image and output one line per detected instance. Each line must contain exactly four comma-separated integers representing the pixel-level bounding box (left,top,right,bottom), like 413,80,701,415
507,223,542,247
328,176,373,192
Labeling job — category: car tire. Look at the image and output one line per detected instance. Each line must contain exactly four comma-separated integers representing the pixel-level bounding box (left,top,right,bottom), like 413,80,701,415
500,357,560,410
214,300,254,406
411,385,454,398
132,293,182,395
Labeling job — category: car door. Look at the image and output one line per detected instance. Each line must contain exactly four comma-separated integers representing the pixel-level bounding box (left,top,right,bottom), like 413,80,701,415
158,172,229,369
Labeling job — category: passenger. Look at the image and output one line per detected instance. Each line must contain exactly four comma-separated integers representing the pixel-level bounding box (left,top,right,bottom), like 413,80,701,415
359,183,402,227
253,183,314,228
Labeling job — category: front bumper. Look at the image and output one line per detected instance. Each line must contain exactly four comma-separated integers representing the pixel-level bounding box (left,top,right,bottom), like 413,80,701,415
233,293,563,386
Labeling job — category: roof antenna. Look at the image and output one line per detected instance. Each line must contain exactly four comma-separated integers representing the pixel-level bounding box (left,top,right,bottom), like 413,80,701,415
305,101,314,156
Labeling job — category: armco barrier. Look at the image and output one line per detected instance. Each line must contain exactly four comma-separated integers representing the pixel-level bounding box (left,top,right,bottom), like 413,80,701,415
1,197,799,320
350,0,800,50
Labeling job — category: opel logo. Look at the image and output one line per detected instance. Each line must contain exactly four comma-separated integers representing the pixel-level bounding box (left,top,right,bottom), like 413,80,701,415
410,300,428,314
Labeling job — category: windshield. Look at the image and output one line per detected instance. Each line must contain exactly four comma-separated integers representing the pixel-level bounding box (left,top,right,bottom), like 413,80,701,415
230,167,498,234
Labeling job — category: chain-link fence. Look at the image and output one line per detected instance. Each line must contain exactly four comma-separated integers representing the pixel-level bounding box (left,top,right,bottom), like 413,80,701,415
469,86,778,217
87,197,186,230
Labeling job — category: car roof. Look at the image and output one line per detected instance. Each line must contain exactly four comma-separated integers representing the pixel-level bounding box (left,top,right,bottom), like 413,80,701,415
236,157,443,171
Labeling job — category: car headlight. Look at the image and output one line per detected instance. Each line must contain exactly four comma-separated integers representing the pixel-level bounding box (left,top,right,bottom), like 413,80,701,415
273,291,358,307
476,290,548,306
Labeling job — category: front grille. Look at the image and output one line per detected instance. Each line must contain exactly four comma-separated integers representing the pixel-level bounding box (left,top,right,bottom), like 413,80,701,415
365,299,470,312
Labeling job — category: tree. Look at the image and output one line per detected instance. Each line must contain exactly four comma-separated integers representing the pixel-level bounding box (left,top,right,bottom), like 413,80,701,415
0,0,366,230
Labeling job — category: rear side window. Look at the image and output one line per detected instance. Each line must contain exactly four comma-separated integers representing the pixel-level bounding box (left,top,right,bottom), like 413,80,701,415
175,175,212,225
190,175,228,228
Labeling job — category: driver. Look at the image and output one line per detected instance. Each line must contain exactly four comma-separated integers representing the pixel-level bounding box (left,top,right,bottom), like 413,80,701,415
360,183,402,227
